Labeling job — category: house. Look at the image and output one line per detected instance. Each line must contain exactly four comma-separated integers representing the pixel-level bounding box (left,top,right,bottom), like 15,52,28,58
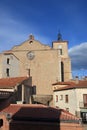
53,77,87,123
0,33,72,105
0,104,83,130
0,76,32,109
0,53,19,78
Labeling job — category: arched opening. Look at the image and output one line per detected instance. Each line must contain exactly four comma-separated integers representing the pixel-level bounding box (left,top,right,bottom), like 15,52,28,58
61,62,64,82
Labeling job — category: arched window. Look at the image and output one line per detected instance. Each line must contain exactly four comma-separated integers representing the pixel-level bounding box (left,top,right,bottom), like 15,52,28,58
61,62,64,82
56,95,58,102
58,45,62,55
6,68,9,77
7,58,10,64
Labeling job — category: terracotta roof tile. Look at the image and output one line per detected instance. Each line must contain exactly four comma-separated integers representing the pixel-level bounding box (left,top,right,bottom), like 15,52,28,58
0,104,79,122
53,80,87,91
76,80,87,87
0,77,28,88
3,50,12,54
52,81,75,86
3,51,19,60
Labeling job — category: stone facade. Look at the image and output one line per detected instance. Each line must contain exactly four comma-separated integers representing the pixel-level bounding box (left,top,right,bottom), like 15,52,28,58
0,34,72,105
0,53,19,78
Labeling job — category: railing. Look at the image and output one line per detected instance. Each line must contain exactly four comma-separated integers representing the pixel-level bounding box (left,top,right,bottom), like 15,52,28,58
79,102,87,108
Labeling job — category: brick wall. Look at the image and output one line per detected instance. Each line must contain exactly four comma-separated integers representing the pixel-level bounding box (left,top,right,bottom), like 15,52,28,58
0,116,84,130
60,123,83,130
9,121,83,130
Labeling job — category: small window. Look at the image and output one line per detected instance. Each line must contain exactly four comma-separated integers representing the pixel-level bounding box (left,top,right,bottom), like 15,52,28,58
56,95,58,102
0,119,3,127
32,85,36,95
83,94,87,107
66,108,69,112
29,40,33,44
65,95,68,103
60,95,63,100
58,45,62,55
7,58,10,64
59,49,62,55
6,68,10,77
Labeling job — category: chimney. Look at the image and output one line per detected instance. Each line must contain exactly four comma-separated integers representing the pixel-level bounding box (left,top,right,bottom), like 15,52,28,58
84,76,87,80
26,68,30,77
75,76,79,84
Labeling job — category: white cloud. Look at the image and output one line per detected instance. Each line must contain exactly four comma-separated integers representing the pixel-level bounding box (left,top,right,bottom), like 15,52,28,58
69,42,87,71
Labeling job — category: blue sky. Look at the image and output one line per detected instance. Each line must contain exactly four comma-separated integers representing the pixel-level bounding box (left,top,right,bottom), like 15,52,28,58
0,0,87,78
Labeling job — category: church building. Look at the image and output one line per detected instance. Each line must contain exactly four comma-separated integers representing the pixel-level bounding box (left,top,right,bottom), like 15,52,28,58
0,33,72,105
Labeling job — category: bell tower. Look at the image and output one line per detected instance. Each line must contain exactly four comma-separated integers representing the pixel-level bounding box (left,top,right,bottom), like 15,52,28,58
52,32,72,82
52,32,69,57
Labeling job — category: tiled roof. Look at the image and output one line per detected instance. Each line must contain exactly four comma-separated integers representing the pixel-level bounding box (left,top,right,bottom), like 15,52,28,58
53,80,87,91
52,81,75,86
0,104,79,123
76,80,87,87
3,51,19,60
0,77,28,88
3,50,12,54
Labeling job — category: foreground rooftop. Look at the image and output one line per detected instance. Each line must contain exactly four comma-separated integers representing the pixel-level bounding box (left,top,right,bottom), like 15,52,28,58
0,104,80,123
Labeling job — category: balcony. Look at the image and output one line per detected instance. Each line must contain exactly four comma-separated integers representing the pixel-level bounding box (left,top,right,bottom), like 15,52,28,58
79,102,87,108
0,91,13,99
